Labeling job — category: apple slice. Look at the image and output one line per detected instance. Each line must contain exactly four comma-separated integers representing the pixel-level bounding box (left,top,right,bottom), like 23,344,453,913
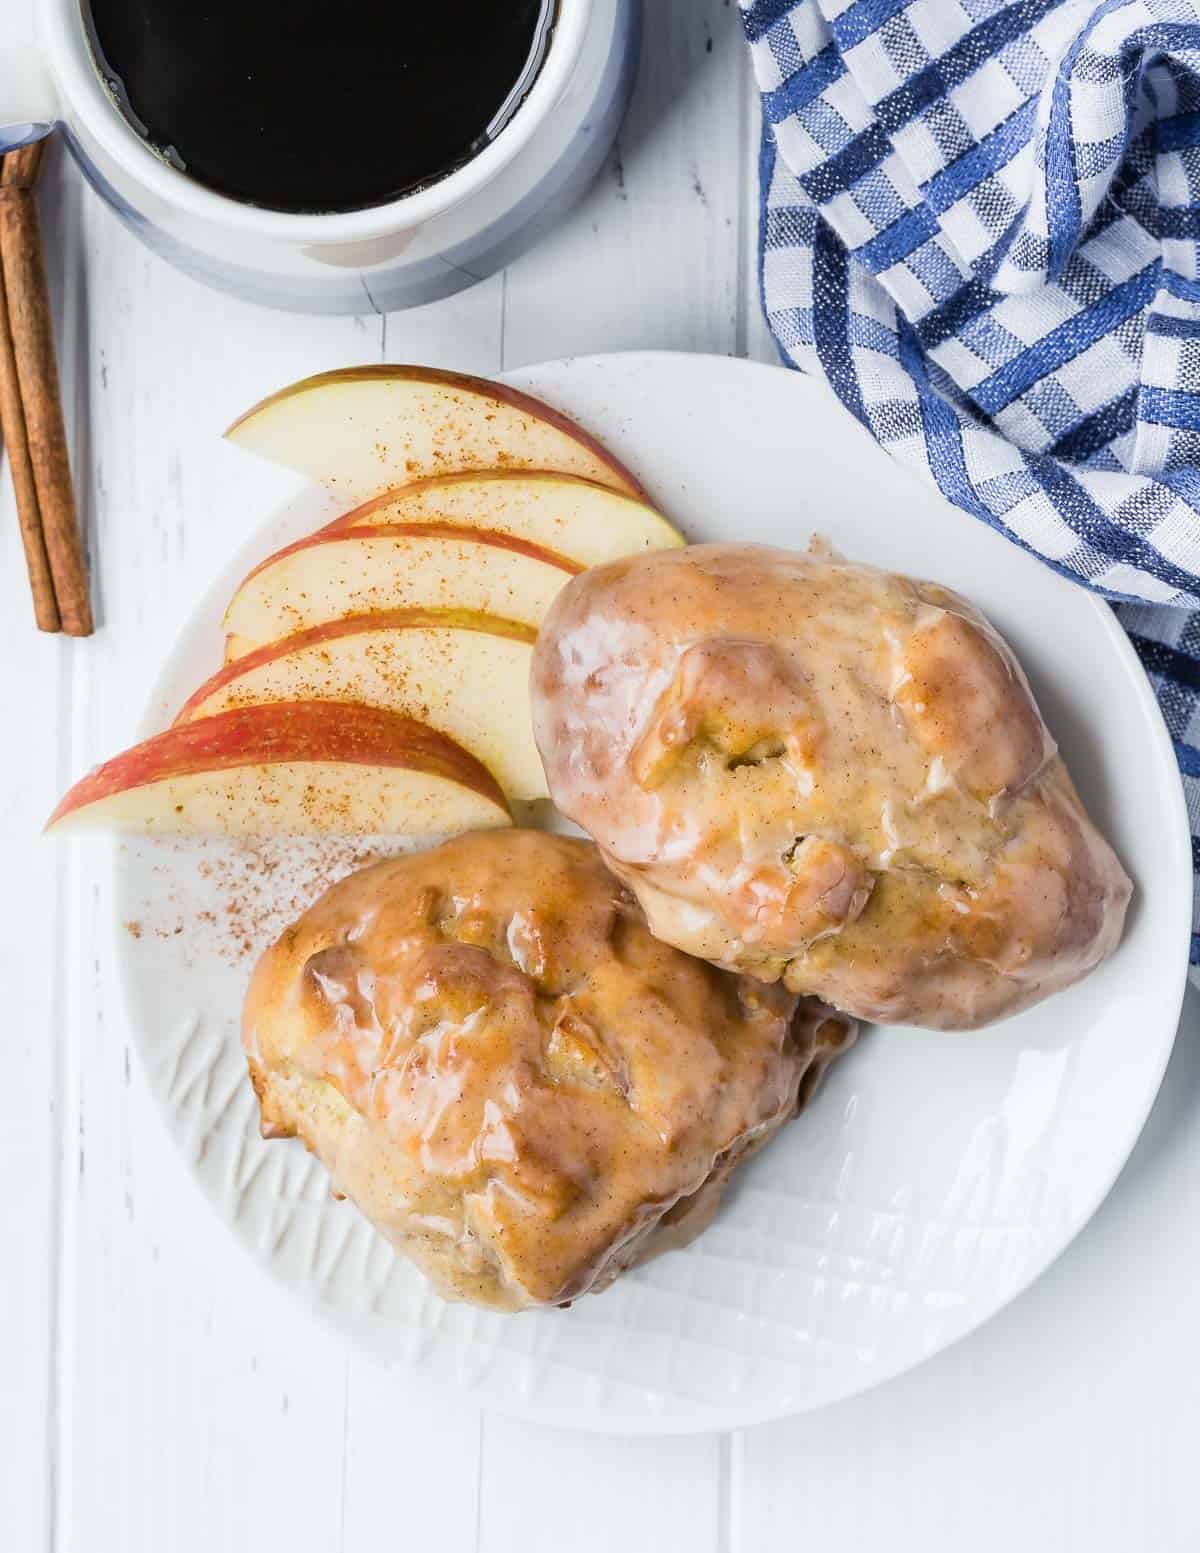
225,366,646,504
46,701,510,837
323,472,683,566
223,524,578,653
175,610,548,800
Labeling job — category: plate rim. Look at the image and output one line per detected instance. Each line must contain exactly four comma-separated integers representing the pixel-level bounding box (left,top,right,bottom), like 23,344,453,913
111,349,1193,1434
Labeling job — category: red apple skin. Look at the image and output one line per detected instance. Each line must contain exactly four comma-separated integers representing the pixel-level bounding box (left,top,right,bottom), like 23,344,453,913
225,365,648,501
46,701,508,831
232,522,581,599
318,471,654,536
173,608,536,727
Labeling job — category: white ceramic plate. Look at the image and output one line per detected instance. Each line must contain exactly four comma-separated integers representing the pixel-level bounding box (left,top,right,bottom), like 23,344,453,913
113,352,1192,1434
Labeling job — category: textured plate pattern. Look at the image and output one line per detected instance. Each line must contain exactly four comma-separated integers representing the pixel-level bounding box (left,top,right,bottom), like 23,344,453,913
113,355,1191,1433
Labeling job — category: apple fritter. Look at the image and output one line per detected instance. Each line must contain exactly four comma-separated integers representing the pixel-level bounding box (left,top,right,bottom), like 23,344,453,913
531,543,1131,1030
243,829,855,1311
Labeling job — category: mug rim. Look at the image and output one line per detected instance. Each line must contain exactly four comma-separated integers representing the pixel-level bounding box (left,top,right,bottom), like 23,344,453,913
42,0,591,243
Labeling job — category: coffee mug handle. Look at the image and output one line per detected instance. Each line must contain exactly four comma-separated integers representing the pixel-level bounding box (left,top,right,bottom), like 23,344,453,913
0,0,59,153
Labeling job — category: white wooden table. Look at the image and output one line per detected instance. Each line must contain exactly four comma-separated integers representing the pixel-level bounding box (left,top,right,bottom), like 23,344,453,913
6,5,1200,1547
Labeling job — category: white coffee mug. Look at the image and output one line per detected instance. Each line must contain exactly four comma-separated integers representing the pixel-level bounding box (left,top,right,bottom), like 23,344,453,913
0,0,638,313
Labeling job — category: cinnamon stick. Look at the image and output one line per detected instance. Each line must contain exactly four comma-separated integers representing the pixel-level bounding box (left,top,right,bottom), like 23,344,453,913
0,139,93,635
0,241,59,630
1,140,46,189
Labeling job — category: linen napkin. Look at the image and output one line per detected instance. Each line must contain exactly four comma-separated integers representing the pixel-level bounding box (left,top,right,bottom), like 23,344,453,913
741,0,1200,971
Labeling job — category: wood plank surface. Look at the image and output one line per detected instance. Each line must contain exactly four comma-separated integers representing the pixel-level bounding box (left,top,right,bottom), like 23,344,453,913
6,5,1199,1550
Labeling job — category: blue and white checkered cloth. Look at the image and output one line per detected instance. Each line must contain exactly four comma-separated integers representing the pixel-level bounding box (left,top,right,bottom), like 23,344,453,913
741,0,1200,971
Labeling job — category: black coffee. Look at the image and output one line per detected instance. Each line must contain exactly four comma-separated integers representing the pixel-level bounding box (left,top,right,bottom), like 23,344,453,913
82,0,555,214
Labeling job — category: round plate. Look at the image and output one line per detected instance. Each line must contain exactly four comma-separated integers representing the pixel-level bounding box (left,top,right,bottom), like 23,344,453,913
114,352,1192,1434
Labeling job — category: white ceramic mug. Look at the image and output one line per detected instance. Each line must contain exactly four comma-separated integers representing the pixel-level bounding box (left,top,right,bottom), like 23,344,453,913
0,0,637,313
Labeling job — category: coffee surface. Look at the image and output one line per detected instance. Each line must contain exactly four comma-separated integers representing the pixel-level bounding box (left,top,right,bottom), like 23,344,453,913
83,0,553,213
